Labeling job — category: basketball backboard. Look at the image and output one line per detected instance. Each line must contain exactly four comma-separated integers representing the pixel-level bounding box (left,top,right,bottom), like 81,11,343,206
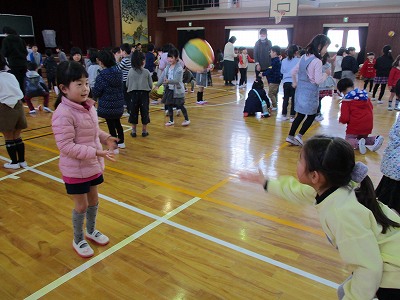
269,0,298,18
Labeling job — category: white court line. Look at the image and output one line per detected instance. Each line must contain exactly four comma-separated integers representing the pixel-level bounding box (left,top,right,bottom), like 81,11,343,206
17,164,339,299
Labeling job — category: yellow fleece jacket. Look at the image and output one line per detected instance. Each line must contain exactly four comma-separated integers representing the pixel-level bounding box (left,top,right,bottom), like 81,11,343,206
268,176,400,300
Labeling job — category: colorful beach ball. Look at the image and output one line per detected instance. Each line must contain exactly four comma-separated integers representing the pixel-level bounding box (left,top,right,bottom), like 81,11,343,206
182,38,214,72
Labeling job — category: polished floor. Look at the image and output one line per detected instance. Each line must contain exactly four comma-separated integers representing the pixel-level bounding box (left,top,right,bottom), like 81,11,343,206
0,72,396,299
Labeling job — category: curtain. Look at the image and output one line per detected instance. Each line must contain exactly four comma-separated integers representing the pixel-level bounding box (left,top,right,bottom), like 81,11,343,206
225,29,230,43
287,28,294,45
357,26,368,65
323,27,329,35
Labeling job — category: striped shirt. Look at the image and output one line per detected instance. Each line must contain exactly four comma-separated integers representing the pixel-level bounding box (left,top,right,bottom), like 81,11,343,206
117,56,131,82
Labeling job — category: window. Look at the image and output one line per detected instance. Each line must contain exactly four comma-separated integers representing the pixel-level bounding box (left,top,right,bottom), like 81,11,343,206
326,28,360,53
229,29,289,49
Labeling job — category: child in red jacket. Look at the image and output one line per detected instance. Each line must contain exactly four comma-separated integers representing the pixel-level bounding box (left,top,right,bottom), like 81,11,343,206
337,78,384,154
359,52,376,93
388,55,400,111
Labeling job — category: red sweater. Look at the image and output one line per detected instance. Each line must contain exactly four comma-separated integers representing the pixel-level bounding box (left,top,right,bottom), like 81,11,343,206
359,59,376,78
339,99,373,135
388,67,400,87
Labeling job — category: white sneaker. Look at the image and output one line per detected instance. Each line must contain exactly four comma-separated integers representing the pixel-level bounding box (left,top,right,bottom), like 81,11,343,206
118,143,126,149
358,138,366,154
165,121,174,126
395,106,400,111
282,116,288,121
19,161,28,168
72,240,94,258
388,106,393,111
290,117,295,123
285,136,301,146
43,106,53,113
377,100,384,104
123,112,130,117
315,115,324,122
113,148,119,154
371,97,376,101
271,107,278,111
29,110,37,114
85,229,109,246
294,134,304,146
4,162,20,169
176,109,181,116
370,135,384,152
196,101,205,105
182,120,191,126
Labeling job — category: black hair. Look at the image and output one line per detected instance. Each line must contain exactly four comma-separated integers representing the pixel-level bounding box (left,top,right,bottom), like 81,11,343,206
271,45,281,56
97,50,116,68
89,49,99,63
45,49,53,57
286,44,299,60
336,47,346,56
0,53,8,70
367,52,375,56
131,50,145,69
27,62,38,71
228,36,237,43
251,79,264,90
56,46,63,51
305,34,331,59
147,43,154,52
382,45,392,59
392,55,400,68
120,43,131,55
259,28,267,35
162,43,174,53
3,26,17,35
303,135,400,234
151,72,158,82
167,47,180,59
347,47,356,52
337,78,354,93
54,61,88,108
321,52,330,65
69,47,83,63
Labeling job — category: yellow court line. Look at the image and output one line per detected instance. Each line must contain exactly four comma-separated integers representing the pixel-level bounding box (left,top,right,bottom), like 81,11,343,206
24,139,324,237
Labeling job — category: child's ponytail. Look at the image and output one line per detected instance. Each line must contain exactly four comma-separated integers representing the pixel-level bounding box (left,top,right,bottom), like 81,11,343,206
356,176,400,234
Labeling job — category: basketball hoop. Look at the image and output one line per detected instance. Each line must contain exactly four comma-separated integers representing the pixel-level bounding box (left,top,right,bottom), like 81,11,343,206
274,10,285,24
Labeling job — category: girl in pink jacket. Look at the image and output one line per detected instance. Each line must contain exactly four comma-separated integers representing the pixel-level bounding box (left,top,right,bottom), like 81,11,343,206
52,61,118,258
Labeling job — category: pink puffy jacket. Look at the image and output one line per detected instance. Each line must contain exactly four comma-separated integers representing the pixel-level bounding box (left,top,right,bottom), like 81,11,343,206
52,96,111,179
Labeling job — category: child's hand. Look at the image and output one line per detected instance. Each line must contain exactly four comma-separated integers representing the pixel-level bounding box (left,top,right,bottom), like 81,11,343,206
96,149,116,162
238,168,267,185
292,82,297,88
325,69,331,76
106,136,119,150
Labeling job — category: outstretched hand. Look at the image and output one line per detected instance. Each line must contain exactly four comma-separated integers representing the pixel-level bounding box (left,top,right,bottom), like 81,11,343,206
106,136,119,150
96,149,116,162
238,168,267,186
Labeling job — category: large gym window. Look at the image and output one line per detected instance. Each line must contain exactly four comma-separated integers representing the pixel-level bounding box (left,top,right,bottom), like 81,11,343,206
327,28,360,53
229,29,289,49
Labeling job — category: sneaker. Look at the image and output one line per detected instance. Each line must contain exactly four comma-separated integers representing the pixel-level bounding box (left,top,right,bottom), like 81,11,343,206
371,97,376,101
196,101,205,105
377,100,384,104
4,162,20,169
358,138,366,154
191,90,194,93
176,109,181,116
294,134,304,146
123,112,130,117
118,143,126,149
271,107,278,111
113,148,119,154
142,132,149,137
85,229,109,246
282,116,288,121
43,106,53,113
388,106,393,111
37,105,43,111
395,106,400,111
285,136,301,146
72,240,94,258
29,110,37,114
19,161,28,168
315,115,324,122
165,121,174,126
181,120,191,126
130,131,137,137
150,100,159,105
370,135,384,152
290,117,295,123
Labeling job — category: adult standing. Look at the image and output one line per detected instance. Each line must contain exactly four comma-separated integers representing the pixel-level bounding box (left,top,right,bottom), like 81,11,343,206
254,28,272,78
1,26,28,94
223,36,237,86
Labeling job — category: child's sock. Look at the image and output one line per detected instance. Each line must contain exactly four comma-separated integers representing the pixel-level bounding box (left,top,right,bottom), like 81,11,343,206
72,209,86,243
14,138,25,163
5,140,18,164
86,203,98,235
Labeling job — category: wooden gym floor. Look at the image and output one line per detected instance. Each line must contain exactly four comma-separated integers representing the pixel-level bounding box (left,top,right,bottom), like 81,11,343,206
0,72,395,299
